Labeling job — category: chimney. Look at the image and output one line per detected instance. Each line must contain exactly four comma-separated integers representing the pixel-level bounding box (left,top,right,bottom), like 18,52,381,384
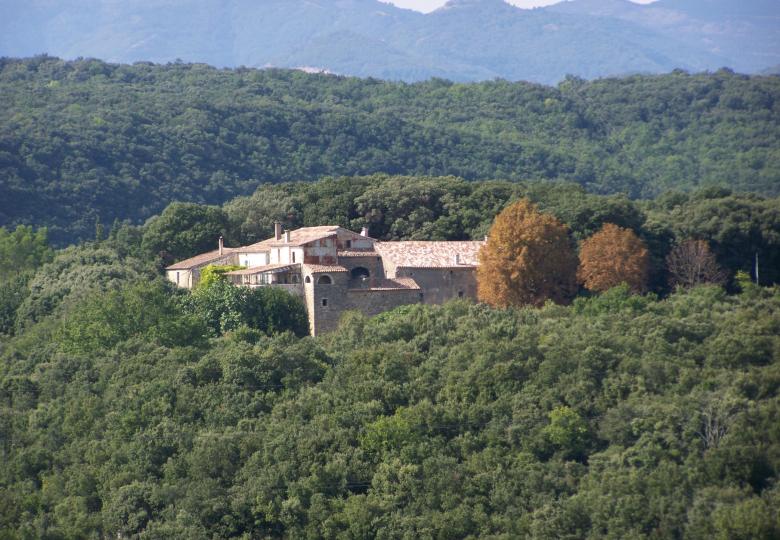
360,226,369,237
454,253,461,265
284,230,291,243
218,236,224,256
274,222,282,241
484,235,488,242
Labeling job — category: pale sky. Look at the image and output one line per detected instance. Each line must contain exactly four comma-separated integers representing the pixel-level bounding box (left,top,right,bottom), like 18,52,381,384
383,0,657,11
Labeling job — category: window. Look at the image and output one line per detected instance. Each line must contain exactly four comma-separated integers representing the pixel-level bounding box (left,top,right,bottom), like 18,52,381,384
419,293,424,302
346,240,352,248
305,276,311,283
458,291,464,298
292,252,296,263
317,275,333,285
321,298,328,307
175,272,180,285
350,267,370,280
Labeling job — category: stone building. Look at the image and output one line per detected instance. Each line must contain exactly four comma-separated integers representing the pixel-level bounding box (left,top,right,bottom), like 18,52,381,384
166,224,484,335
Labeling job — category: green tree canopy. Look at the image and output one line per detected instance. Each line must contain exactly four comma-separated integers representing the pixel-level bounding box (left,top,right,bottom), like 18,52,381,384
141,202,230,265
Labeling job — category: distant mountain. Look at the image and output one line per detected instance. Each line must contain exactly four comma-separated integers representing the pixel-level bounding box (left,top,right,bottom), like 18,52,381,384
549,0,780,74
0,0,777,83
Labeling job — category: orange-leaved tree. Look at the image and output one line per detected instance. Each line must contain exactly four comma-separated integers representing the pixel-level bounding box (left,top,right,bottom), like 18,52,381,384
477,198,578,307
577,223,649,293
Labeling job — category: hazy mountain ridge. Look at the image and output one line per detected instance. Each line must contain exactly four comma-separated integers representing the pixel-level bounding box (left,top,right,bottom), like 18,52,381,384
1,0,777,83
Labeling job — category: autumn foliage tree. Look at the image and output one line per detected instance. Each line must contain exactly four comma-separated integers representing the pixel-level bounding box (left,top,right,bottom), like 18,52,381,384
666,239,726,289
477,199,578,307
577,223,650,293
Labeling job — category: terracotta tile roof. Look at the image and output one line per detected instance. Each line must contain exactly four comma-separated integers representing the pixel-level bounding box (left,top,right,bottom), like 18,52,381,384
348,278,421,291
391,277,421,289
337,250,378,257
303,264,349,273
374,241,484,268
166,248,238,270
234,246,270,253
243,226,341,249
224,263,299,276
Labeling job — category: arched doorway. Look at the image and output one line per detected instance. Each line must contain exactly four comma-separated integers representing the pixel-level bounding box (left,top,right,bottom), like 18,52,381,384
350,267,370,280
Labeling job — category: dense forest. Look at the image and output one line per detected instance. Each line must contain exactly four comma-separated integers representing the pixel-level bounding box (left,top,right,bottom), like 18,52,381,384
141,176,780,288
1,56,779,244
1,175,779,537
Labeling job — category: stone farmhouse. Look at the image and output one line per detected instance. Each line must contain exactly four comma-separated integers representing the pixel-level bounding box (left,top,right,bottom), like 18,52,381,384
166,223,484,335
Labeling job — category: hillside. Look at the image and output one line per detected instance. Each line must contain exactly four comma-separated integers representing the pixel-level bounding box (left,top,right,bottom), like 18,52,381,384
1,0,778,83
1,57,779,244
1,171,779,536
1,256,778,536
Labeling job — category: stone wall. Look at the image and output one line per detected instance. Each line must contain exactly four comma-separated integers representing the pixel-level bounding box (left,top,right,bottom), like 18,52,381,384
345,287,421,319
302,267,420,335
308,270,350,335
337,254,387,286
395,267,478,305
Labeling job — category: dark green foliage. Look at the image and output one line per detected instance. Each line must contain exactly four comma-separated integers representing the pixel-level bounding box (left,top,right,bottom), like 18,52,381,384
0,224,50,333
56,281,208,354
184,280,309,338
647,189,780,286
13,244,151,329
2,57,779,244
0,275,29,336
0,225,53,281
224,175,522,245
220,176,780,288
2,244,778,538
141,202,230,265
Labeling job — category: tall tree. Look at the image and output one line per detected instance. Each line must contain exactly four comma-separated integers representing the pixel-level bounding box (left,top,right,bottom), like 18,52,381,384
0,225,53,281
666,239,726,289
141,202,230,265
577,223,650,293
477,198,578,307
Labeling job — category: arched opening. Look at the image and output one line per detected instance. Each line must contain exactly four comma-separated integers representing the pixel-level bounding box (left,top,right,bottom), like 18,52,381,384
305,276,311,283
317,275,332,285
350,267,370,280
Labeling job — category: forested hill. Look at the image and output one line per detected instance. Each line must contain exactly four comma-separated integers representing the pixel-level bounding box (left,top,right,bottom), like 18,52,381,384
1,56,779,244
1,173,779,537
2,260,779,537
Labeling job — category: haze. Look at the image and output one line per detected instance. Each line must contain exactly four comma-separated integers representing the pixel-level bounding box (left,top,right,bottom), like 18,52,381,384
385,0,657,11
